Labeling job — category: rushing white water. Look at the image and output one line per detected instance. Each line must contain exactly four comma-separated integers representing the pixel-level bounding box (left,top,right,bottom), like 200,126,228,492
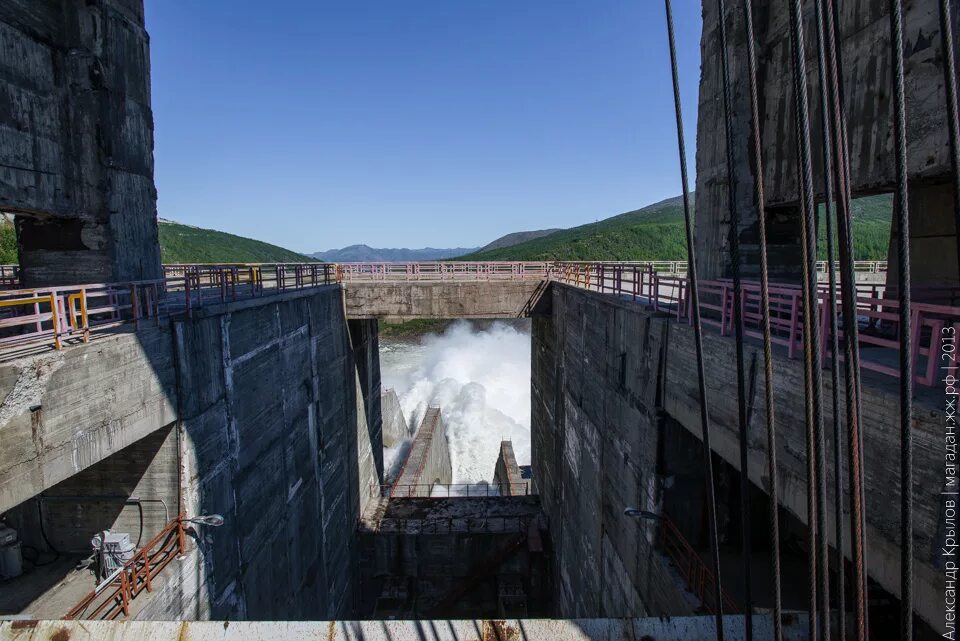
380,321,531,484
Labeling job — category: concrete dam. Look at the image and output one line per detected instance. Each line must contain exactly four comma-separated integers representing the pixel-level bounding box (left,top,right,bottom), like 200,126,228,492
0,0,957,640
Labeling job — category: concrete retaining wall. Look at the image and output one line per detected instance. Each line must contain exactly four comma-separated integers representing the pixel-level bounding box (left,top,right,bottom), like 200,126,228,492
493,441,529,496
343,282,543,320
534,282,943,628
531,285,690,618
357,496,548,618
0,329,177,514
6,424,179,554
171,286,381,620
394,408,452,495
381,389,411,448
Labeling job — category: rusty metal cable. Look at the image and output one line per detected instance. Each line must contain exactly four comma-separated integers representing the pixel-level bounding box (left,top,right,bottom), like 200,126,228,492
812,0,846,636
663,3,725,638
887,1,913,638
787,20,818,641
787,0,831,638
738,0,783,638
940,0,960,282
713,1,754,635
822,2,869,635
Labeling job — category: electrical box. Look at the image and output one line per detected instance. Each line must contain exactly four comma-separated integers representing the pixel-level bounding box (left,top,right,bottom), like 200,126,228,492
0,524,23,580
91,531,135,580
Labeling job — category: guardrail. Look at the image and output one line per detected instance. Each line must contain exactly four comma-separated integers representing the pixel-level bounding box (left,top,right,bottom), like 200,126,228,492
659,513,739,615
552,262,960,387
0,259,921,371
0,264,336,355
66,514,186,620
370,515,534,534
374,482,531,498
336,261,552,281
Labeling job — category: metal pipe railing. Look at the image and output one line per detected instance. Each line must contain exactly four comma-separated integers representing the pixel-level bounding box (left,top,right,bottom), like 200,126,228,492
65,514,187,621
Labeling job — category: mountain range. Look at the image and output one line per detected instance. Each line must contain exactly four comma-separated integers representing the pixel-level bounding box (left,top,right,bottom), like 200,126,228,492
311,245,478,262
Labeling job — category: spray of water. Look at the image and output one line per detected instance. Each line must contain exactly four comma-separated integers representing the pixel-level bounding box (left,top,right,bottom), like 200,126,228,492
380,321,531,483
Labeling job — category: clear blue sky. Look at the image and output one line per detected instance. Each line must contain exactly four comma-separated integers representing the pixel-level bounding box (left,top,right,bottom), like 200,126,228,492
146,1,703,253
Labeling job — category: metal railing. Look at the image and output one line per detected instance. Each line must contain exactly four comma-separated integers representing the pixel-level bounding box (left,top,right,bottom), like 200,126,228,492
659,513,739,615
553,262,960,387
0,259,901,358
65,514,187,621
0,263,336,354
374,482,532,498
371,515,533,534
336,261,552,281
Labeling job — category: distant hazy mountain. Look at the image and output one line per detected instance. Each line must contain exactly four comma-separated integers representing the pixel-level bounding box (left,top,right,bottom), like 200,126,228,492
478,229,562,253
311,244,479,262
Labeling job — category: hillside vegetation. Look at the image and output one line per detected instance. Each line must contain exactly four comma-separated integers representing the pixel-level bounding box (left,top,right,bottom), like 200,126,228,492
462,193,893,263
0,223,17,264
159,220,313,264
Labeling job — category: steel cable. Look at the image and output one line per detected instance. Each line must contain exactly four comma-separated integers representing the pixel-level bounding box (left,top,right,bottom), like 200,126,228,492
787,19,818,641
713,1,754,635
887,1,913,639
787,0,831,638
821,2,869,635
738,0,783,638
812,0,846,637
663,2,726,638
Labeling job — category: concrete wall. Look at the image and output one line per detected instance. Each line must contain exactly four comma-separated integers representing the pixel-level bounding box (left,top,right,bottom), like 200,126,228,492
694,0,959,281
534,283,943,628
357,496,548,618
171,286,381,621
343,282,543,320
0,328,177,514
381,389,411,448
6,424,178,554
394,407,452,495
0,1,162,286
531,285,692,618
0,286,383,621
493,441,529,496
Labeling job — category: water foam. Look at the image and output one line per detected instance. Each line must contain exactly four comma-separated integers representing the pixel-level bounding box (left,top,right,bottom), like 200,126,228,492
380,321,531,483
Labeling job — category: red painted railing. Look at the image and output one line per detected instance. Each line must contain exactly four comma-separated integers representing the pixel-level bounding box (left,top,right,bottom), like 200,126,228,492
336,261,552,281
553,262,960,387
375,482,531,498
0,259,939,389
658,513,739,615
65,514,187,621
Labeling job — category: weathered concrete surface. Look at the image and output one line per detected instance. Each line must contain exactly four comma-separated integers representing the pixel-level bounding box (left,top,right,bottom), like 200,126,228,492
393,407,452,495
173,286,381,620
343,282,543,320
358,496,548,618
0,1,162,286
381,388,411,447
5,424,178,555
493,441,529,496
0,614,810,641
531,285,695,619
536,283,943,628
0,329,177,514
0,286,383,621
694,0,959,281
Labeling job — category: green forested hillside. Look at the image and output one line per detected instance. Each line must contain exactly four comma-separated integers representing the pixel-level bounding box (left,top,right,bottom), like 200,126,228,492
158,220,314,263
462,193,894,262
0,223,17,264
0,220,313,265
